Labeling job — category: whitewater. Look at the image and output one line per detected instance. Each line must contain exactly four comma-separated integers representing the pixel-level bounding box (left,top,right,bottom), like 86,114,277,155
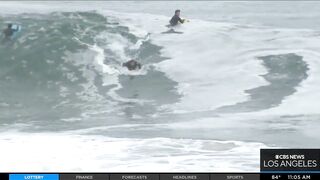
0,1,320,172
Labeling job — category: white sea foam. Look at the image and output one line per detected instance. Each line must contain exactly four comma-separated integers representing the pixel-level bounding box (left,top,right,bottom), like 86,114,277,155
106,11,320,115
0,131,266,172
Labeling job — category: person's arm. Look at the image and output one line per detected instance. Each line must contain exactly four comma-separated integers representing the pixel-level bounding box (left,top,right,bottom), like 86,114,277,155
178,17,184,24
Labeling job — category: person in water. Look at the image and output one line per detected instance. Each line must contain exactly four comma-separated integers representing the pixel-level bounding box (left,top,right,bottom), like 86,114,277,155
169,9,185,26
2,24,16,39
122,59,142,71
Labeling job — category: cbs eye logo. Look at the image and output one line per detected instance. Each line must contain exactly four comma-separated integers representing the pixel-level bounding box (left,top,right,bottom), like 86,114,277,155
275,155,289,159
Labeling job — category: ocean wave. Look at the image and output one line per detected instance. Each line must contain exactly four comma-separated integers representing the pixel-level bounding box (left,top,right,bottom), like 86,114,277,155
107,10,320,115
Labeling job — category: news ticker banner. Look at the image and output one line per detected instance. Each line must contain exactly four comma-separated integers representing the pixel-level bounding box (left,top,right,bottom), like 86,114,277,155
0,173,259,180
1,173,320,180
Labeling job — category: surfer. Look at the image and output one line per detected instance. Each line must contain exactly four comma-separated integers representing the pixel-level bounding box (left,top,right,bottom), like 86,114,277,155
169,9,185,26
122,59,142,71
2,24,16,39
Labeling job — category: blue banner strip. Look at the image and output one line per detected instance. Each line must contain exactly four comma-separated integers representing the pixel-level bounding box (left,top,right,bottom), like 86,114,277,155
9,174,59,180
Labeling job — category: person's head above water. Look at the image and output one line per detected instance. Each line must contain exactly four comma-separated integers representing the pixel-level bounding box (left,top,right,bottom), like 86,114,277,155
129,60,136,66
123,59,142,71
7,24,12,29
175,9,180,16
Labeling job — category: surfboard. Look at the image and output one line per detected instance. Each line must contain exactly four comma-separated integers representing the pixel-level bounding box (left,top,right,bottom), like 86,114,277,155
10,24,22,40
161,29,183,34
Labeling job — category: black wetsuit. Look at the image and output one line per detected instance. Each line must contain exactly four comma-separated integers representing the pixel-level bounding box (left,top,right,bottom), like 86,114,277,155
123,60,142,71
170,15,184,26
3,28,14,38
